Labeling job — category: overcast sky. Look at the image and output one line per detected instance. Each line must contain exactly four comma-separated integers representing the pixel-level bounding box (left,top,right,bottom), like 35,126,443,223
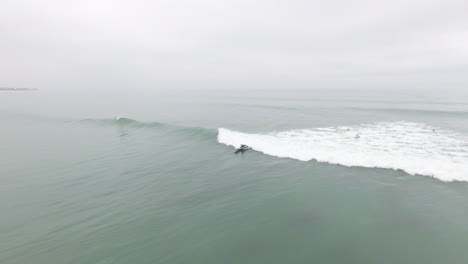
1,0,467,91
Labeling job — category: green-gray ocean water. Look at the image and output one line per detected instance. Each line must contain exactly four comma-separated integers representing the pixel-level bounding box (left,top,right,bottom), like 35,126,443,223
1,89,468,264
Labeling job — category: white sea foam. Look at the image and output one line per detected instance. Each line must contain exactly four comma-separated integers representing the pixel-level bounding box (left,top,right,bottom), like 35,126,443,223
218,122,468,182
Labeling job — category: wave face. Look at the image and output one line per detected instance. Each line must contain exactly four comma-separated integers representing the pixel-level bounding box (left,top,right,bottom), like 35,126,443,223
218,122,468,182
78,117,164,128
78,117,217,138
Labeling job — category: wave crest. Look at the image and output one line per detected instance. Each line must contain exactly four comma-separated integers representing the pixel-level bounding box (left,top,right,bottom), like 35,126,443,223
78,117,216,137
79,117,163,128
218,122,468,182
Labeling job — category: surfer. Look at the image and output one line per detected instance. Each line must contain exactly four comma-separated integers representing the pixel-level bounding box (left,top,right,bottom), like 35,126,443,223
235,144,250,154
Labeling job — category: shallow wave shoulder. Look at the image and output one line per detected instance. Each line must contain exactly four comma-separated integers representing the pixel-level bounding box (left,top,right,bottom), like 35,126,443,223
77,117,217,138
78,117,163,128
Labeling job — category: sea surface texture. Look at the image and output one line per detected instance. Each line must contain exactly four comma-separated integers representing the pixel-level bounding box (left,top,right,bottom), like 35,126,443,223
1,89,468,264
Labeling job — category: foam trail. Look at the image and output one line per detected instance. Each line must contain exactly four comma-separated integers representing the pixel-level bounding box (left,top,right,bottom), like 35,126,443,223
218,122,468,182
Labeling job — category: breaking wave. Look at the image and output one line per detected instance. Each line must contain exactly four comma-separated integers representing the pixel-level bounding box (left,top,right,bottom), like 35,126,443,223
218,122,468,182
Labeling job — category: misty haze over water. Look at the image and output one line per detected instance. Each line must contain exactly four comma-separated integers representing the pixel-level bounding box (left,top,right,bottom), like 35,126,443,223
1,0,468,264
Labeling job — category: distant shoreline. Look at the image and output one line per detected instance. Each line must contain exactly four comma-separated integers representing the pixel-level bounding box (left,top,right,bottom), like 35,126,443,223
0,88,38,91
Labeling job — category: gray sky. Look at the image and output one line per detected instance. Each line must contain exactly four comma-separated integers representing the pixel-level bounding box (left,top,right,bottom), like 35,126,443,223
1,0,467,91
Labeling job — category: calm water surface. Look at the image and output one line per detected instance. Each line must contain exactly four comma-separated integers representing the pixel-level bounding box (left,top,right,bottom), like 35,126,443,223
1,89,468,264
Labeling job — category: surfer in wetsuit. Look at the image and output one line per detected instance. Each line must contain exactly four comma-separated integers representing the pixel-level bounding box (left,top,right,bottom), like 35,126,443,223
235,144,249,154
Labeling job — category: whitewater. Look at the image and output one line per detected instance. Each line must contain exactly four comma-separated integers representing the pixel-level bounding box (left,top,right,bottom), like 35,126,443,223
218,122,468,182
